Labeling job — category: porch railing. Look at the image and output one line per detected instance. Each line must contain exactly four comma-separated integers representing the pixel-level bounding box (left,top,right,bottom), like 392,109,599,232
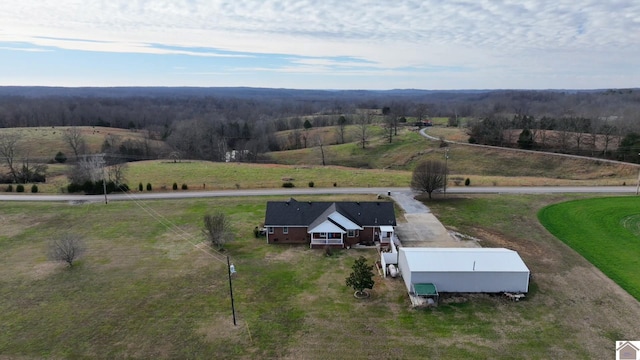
310,239,343,245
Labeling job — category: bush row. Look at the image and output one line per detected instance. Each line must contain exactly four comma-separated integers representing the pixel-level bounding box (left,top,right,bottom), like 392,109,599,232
67,181,130,195
5,184,39,193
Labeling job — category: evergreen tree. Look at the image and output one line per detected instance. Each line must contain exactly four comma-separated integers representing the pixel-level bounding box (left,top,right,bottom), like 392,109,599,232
345,256,375,297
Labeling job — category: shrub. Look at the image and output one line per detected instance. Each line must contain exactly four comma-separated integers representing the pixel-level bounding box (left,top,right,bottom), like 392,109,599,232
465,178,471,186
324,245,334,257
181,183,188,190
308,181,315,188
16,184,25,193
67,180,127,195
138,182,143,191
31,184,38,193
6,185,13,192
172,182,178,190
146,183,152,191
54,151,67,163
333,182,337,187
282,182,295,188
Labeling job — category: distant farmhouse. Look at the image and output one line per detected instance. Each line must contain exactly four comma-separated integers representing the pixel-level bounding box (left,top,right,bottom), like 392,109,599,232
264,198,396,249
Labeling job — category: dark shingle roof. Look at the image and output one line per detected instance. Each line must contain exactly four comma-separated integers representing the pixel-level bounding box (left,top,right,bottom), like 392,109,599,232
265,198,396,227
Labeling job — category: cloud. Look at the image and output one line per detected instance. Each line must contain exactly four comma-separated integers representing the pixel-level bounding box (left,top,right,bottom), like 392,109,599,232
0,1,638,88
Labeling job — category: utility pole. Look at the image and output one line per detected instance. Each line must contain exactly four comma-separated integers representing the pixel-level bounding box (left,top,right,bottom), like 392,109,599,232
636,154,640,195
227,255,237,326
444,148,449,197
99,153,107,204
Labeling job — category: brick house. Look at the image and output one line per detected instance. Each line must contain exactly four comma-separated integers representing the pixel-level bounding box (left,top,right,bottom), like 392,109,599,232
264,198,396,248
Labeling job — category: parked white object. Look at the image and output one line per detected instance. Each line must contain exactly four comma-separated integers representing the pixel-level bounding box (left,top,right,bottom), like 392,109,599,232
398,247,530,293
388,264,398,278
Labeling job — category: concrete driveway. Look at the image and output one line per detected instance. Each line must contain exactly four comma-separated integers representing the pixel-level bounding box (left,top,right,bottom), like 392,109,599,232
390,191,478,248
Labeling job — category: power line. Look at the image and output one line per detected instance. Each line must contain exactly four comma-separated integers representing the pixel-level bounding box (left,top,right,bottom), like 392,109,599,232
115,184,229,265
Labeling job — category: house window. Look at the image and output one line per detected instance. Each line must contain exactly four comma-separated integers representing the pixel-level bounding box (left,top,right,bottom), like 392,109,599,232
320,232,326,238
347,230,355,237
268,227,274,234
283,227,288,234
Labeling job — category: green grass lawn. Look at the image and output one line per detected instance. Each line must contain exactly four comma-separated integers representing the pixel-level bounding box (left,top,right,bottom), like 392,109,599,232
538,196,640,300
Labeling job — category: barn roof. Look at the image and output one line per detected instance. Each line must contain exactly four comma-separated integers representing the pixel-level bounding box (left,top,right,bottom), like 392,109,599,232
400,248,530,273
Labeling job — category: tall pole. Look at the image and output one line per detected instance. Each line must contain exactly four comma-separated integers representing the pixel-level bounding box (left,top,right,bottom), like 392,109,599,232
101,154,108,204
103,172,108,204
227,255,237,326
444,147,449,197
636,153,640,196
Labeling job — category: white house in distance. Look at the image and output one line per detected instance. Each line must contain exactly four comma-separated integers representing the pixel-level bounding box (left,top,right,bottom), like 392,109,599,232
397,247,530,294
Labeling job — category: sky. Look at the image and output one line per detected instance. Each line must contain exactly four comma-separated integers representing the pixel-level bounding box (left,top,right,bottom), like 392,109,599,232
0,1,639,90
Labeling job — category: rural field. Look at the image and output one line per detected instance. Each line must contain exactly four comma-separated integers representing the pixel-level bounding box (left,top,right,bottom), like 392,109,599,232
1,193,639,359
2,125,638,195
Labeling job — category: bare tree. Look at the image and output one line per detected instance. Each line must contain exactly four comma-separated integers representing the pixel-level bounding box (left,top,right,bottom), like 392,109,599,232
0,133,22,183
411,160,447,199
203,212,234,250
17,157,47,183
63,127,87,158
48,233,86,267
600,121,619,158
315,134,327,166
69,154,105,184
414,103,428,122
355,112,372,149
336,115,348,144
107,162,128,187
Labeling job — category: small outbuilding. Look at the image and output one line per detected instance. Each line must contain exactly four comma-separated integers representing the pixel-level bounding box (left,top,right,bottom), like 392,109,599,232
398,248,530,294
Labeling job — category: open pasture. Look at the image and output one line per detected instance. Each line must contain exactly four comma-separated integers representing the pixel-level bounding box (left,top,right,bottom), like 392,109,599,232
0,194,639,358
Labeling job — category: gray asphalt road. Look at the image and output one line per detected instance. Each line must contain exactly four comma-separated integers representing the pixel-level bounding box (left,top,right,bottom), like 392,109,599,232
0,186,637,202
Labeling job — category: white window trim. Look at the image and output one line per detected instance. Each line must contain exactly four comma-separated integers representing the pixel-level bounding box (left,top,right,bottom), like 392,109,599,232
283,227,289,234
268,227,274,234
347,230,355,237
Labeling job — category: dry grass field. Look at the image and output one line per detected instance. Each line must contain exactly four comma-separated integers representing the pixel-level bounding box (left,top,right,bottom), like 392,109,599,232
1,194,639,359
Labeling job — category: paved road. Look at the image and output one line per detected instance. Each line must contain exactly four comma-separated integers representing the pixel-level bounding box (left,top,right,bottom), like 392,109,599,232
0,186,637,202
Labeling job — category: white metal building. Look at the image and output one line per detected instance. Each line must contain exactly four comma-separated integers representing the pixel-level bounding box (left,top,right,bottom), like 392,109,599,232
398,247,530,293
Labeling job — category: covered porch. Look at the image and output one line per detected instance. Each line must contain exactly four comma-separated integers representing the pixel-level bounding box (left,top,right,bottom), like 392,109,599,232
309,222,346,248
378,225,396,246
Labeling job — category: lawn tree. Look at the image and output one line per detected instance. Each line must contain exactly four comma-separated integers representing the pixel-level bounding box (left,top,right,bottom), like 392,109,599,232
345,256,375,297
411,160,447,199
48,233,86,267
0,133,21,183
203,212,235,250
63,127,87,159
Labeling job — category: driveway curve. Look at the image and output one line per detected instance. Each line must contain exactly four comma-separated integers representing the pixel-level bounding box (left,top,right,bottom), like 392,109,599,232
390,190,478,248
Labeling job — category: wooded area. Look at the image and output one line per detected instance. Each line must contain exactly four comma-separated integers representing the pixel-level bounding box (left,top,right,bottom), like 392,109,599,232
1,87,639,174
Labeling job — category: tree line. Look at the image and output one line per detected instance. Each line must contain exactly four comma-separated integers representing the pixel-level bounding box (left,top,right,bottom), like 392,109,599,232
0,87,639,170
